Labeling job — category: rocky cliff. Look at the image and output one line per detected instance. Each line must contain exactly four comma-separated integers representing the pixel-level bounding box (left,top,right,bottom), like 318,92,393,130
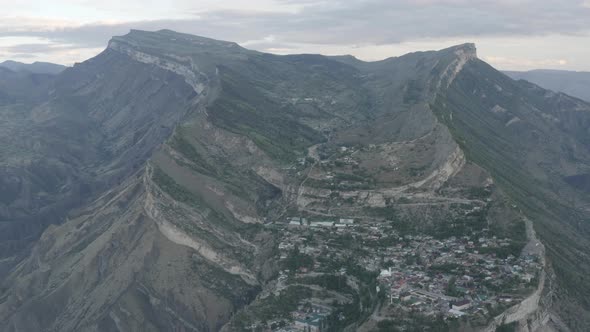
0,30,589,331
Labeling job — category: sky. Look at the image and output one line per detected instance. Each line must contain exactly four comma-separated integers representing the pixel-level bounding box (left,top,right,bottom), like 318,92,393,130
1,0,590,71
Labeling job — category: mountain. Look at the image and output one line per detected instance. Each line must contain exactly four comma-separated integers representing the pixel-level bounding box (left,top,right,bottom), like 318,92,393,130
0,60,67,75
505,69,590,102
0,67,58,104
0,29,589,331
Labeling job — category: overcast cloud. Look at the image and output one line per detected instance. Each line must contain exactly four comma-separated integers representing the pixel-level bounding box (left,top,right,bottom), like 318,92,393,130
1,0,589,70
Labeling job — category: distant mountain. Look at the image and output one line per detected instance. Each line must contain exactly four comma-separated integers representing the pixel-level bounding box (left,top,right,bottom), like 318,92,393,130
0,66,57,104
0,60,67,74
505,69,590,102
0,30,589,331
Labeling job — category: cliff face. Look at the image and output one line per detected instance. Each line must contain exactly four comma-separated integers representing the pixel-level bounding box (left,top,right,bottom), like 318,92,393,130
0,33,269,330
435,58,590,330
0,30,589,331
0,46,197,275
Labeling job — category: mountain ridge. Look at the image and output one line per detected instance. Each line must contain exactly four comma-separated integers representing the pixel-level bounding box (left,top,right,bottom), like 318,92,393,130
0,29,588,331
505,69,590,102
0,60,67,75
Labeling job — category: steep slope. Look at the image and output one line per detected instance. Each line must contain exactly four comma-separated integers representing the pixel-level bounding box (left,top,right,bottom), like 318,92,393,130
0,67,56,104
0,31,269,331
0,40,198,275
435,60,590,330
505,70,590,102
0,31,482,331
0,30,589,331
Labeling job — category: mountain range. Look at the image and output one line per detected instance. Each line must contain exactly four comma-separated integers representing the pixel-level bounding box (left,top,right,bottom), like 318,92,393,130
505,69,590,102
0,29,589,331
0,60,67,75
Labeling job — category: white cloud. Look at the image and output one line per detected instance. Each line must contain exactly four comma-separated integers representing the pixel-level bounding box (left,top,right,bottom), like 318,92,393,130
1,1,590,69
484,56,569,69
241,34,277,46
0,17,81,31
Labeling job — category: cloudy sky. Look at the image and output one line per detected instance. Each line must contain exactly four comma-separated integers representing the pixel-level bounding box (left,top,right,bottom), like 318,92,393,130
1,0,590,71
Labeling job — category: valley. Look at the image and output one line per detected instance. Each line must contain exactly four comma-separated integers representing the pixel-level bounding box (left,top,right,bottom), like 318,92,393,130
1,30,589,332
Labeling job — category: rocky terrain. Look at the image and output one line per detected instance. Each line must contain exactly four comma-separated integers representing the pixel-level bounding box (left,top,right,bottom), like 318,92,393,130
0,30,589,331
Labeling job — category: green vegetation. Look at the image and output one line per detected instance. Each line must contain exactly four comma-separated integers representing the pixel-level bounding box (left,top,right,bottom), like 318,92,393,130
466,186,493,199
190,254,255,303
152,165,200,205
282,246,314,272
303,169,376,190
495,322,518,332
445,276,460,297
169,131,217,176
404,79,425,104
209,66,324,162
296,274,352,293
170,127,282,209
376,319,401,332
375,314,450,332
433,59,590,323
151,165,242,239
232,285,313,328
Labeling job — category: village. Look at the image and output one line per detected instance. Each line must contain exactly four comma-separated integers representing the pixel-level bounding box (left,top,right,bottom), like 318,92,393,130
251,214,542,332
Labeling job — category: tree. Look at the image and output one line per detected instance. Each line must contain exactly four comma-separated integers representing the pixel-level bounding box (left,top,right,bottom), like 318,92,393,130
446,276,458,296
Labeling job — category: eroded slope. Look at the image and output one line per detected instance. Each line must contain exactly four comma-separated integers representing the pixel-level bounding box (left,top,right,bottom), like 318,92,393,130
0,31,587,332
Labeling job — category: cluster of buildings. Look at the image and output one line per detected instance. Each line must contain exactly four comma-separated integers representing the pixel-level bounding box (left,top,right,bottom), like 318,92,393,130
260,215,541,330
286,216,354,228
376,233,541,318
285,303,333,332
244,296,335,332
